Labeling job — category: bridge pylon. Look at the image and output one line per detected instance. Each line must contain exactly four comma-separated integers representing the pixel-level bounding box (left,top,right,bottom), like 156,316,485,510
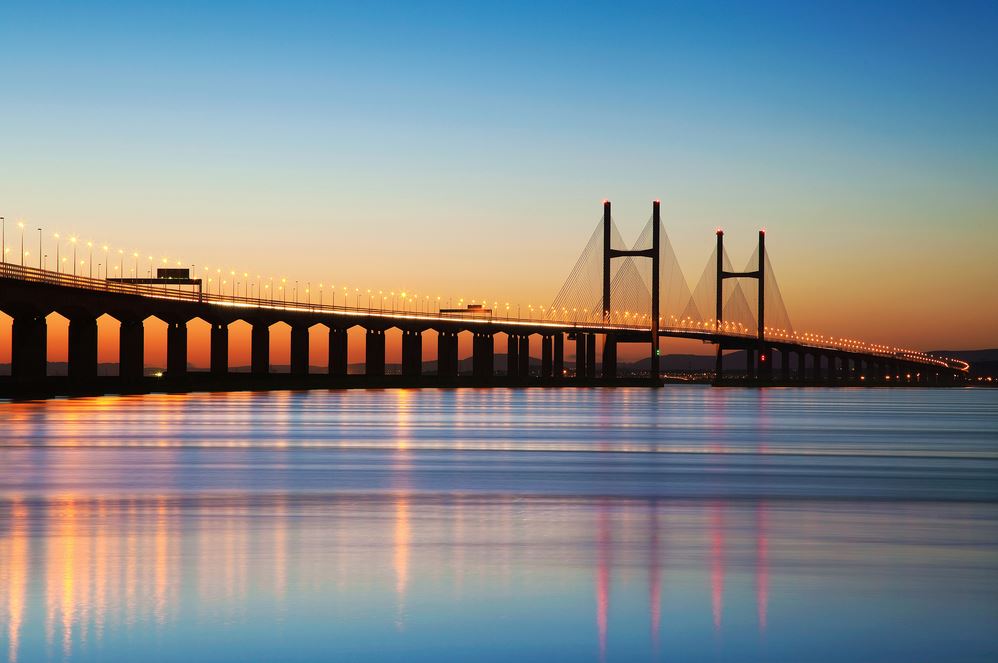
714,229,766,382
602,200,661,381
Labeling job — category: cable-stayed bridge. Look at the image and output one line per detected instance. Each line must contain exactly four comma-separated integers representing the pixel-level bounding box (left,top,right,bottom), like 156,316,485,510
0,201,969,395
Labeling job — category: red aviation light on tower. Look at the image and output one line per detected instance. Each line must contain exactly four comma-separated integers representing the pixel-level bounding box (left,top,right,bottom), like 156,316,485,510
760,227,766,235
602,199,609,204
716,228,724,236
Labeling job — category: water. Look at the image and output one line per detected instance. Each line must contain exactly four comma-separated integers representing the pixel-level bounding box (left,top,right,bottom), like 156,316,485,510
1,387,997,662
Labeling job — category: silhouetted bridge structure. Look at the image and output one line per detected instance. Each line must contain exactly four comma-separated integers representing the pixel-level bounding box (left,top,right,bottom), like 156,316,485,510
0,201,968,396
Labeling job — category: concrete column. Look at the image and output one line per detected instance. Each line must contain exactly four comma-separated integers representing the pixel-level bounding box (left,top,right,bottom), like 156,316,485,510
166,321,188,377
745,347,755,379
210,322,228,375
402,329,422,377
438,331,458,377
553,333,564,379
506,334,519,378
68,317,99,380
780,348,790,381
290,324,309,376
541,335,553,378
119,318,144,380
575,333,586,380
585,333,596,378
759,347,772,381
518,335,530,377
483,333,494,378
11,312,47,380
601,333,617,379
472,332,493,379
365,328,385,376
251,323,269,375
329,327,348,375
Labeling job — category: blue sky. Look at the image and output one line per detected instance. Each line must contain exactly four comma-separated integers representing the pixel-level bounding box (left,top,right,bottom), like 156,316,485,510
1,1,996,346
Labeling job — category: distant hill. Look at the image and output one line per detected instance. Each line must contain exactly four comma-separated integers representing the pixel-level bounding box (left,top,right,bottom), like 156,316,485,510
929,349,998,363
930,349,998,378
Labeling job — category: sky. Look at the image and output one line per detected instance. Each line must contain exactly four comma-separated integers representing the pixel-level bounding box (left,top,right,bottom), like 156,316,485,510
1,0,997,362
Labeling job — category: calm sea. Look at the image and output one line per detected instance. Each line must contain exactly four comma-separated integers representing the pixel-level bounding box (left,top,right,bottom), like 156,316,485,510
1,387,997,662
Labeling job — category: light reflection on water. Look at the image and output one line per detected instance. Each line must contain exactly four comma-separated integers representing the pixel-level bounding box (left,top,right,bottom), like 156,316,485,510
1,387,997,662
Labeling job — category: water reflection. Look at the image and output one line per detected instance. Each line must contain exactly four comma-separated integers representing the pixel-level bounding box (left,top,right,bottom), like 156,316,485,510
0,493,996,662
1,387,997,662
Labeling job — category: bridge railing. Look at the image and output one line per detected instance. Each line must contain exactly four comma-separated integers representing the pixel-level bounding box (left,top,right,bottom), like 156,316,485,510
0,261,961,370
0,260,649,331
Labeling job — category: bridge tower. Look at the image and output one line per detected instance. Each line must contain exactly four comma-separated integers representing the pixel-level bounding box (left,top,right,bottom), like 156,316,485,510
714,229,766,381
602,200,661,381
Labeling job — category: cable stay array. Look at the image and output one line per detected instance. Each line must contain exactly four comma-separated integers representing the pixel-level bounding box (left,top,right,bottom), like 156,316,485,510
547,214,794,338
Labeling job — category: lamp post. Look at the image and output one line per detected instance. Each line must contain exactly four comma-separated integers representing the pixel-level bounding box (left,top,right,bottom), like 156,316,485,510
54,233,61,272
38,228,42,269
87,241,93,278
18,221,25,266
1,216,5,264
71,237,77,276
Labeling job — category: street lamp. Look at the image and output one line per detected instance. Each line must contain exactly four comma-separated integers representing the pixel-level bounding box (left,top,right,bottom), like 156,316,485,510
87,241,93,278
18,220,25,266
71,237,78,275
0,216,4,264
38,228,42,269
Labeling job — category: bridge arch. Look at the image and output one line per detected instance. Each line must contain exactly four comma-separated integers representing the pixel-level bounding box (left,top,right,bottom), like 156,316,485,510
96,313,120,376
268,320,291,373
142,314,169,376
186,316,211,372
0,310,10,375
44,311,69,376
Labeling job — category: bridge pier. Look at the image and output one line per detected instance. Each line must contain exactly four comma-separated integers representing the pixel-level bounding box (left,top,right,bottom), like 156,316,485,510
780,348,790,381
759,346,772,381
746,348,755,380
166,321,188,377
251,323,269,375
68,316,99,380
553,333,564,379
813,352,824,382
472,332,493,379
329,327,348,375
210,322,228,375
290,324,309,376
585,334,596,378
402,329,422,377
541,334,553,378
365,328,385,376
11,311,47,380
601,333,616,379
519,335,530,377
506,334,519,378
438,331,458,377
119,318,144,380
575,333,586,380
166,321,187,376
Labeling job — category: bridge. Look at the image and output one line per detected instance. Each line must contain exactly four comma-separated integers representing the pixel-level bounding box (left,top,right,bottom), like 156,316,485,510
0,201,969,396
